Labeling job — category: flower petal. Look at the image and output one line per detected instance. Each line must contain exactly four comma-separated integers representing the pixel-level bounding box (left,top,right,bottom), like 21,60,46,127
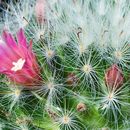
17,28,27,48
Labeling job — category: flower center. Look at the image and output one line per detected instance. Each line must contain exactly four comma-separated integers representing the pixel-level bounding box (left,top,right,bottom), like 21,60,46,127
11,58,25,72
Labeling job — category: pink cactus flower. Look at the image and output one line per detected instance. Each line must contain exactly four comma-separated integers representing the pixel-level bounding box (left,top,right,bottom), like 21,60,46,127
0,29,42,88
105,64,123,89
35,0,46,24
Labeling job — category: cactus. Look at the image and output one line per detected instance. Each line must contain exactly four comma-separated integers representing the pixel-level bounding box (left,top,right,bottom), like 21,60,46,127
0,0,130,130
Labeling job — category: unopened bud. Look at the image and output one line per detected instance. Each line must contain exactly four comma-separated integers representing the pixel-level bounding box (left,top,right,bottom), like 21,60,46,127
105,64,123,89
77,103,86,112
66,73,78,86
35,0,46,23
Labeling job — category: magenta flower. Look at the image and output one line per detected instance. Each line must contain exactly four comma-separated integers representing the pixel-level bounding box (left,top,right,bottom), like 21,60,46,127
0,29,42,87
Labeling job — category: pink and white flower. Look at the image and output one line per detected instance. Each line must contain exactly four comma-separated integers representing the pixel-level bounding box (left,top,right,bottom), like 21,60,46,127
0,28,42,87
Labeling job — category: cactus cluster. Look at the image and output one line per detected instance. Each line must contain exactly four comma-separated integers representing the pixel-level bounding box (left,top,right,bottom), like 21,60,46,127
0,0,130,130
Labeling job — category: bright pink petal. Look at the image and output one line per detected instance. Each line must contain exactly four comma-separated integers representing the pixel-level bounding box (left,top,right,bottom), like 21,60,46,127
2,31,17,48
17,28,27,48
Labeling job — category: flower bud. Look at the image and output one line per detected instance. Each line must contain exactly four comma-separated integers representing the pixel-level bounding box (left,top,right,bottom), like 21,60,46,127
105,64,123,89
77,103,86,112
35,0,46,24
66,73,78,86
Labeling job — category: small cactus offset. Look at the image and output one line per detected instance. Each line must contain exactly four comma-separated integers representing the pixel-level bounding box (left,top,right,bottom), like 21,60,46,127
0,0,130,130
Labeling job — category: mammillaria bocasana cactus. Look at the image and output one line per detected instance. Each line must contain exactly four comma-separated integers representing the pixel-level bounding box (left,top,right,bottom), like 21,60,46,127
0,0,130,130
